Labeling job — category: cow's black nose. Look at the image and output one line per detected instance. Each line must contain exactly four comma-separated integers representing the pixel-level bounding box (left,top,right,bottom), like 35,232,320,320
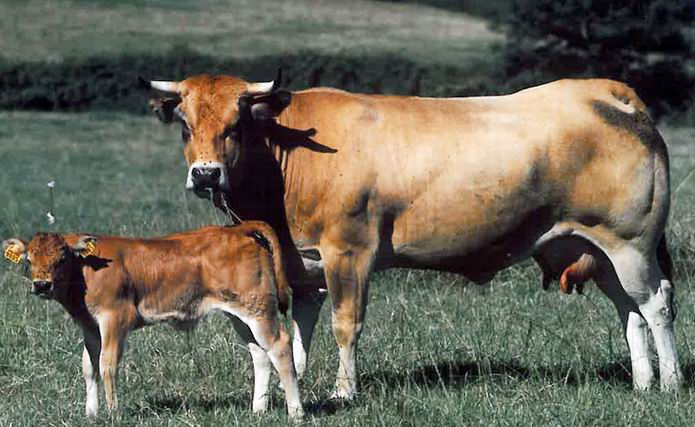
191,167,222,189
32,281,52,294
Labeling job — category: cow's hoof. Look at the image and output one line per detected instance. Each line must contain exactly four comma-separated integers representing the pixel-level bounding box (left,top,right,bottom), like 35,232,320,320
660,370,684,393
288,406,305,422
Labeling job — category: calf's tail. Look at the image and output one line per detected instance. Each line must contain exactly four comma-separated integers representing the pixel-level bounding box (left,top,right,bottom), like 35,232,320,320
248,223,291,315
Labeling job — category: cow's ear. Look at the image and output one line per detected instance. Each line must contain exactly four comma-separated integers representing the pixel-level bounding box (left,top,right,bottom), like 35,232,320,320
149,97,181,124
2,238,27,263
70,235,98,258
249,90,292,124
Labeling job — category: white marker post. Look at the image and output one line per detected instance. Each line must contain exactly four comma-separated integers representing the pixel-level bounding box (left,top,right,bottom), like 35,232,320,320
47,181,55,226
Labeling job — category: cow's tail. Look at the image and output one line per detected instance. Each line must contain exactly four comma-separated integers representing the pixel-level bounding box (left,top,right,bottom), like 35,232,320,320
248,222,291,315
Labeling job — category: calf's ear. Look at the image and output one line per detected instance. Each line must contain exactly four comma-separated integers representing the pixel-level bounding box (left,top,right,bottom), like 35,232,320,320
70,235,98,258
2,238,27,263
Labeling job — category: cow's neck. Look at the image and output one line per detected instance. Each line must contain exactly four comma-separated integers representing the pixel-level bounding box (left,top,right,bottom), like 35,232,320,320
223,134,288,221
218,130,310,279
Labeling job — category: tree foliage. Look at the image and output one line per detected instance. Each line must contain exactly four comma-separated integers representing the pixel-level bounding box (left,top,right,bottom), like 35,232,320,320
503,0,694,117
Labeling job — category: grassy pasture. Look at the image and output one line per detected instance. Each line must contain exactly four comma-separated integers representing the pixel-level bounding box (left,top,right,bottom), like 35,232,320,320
0,0,500,68
1,113,695,426
1,0,695,425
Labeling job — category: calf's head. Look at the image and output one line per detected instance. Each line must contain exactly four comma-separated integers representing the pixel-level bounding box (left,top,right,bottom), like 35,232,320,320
2,233,97,297
146,72,291,198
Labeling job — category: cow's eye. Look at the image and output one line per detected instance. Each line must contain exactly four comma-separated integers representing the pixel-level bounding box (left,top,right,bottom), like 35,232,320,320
181,125,191,142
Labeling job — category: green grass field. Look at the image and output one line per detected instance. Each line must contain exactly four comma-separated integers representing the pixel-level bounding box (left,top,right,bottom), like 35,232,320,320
0,113,694,426
0,0,500,68
1,0,695,425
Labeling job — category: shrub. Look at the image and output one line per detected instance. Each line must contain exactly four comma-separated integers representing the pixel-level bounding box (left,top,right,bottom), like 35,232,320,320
0,48,504,113
503,0,694,118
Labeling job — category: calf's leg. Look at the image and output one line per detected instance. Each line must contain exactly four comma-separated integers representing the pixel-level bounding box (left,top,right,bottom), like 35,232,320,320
81,327,101,417
96,312,126,412
229,315,272,413
244,316,304,420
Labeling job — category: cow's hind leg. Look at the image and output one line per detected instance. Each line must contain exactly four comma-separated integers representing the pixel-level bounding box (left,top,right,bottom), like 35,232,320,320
594,244,682,391
610,246,682,390
592,255,655,389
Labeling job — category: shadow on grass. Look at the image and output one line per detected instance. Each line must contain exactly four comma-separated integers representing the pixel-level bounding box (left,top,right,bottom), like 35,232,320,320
681,363,695,388
142,393,248,413
362,360,531,389
137,360,695,416
305,398,354,416
363,358,695,391
596,360,695,389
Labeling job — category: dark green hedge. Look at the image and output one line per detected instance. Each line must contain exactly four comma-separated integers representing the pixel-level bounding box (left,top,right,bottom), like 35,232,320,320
1,45,691,119
502,0,695,119
0,49,505,114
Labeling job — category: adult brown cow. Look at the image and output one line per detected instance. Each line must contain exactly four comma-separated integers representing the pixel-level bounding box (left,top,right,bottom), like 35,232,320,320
145,74,682,399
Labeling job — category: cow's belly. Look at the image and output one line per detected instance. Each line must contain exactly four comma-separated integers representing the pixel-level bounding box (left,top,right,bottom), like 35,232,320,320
385,163,557,278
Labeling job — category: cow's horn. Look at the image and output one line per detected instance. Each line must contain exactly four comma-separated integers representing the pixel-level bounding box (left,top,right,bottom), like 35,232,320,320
149,80,181,93
246,68,282,95
246,80,275,95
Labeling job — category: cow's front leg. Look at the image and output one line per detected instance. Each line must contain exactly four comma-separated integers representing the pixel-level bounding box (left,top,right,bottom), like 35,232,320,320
321,244,374,400
81,327,101,417
291,286,327,379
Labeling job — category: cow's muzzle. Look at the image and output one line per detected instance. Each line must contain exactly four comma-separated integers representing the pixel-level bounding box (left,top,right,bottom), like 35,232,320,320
192,166,221,188
186,161,229,195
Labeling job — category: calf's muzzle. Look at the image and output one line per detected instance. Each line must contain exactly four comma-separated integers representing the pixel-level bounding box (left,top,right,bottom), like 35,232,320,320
32,280,52,295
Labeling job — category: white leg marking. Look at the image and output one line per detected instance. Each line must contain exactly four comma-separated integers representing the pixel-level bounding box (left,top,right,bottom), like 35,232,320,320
248,343,272,413
82,346,99,416
331,332,358,400
624,311,654,390
81,327,101,416
639,279,683,391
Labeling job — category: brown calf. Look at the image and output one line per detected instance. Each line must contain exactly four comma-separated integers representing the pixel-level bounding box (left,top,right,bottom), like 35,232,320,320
2,221,303,419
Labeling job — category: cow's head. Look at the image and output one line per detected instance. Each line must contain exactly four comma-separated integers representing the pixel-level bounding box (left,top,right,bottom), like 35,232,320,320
2,233,97,297
145,72,291,198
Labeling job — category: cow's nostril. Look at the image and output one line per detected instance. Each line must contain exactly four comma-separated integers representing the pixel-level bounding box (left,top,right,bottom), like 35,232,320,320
191,166,223,190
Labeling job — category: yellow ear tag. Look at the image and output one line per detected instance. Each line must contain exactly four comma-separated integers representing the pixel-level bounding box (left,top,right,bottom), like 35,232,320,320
4,247,21,264
81,241,96,258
